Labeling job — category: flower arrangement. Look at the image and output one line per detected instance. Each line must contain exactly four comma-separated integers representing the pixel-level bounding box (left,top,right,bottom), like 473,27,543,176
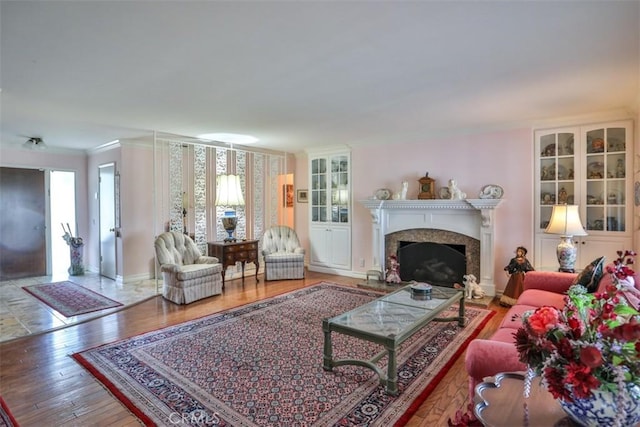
514,250,640,413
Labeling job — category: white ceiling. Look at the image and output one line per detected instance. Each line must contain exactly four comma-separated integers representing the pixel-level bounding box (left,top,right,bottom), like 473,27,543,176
1,1,639,153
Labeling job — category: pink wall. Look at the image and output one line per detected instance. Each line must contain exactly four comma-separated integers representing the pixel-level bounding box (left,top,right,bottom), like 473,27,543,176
119,144,155,278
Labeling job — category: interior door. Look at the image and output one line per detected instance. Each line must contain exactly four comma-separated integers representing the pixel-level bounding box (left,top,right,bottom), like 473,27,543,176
0,167,46,279
99,163,116,279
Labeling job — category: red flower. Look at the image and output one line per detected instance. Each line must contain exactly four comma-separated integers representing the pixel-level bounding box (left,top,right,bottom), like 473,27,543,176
566,317,582,338
527,306,560,336
556,338,574,359
544,366,572,401
609,318,640,341
579,346,603,368
565,363,600,399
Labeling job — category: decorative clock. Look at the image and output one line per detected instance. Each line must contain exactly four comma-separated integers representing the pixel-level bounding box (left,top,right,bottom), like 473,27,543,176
418,174,436,199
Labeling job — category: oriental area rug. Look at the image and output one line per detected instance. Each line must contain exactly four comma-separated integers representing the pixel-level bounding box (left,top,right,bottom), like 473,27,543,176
23,281,122,317
73,282,494,426
0,396,18,427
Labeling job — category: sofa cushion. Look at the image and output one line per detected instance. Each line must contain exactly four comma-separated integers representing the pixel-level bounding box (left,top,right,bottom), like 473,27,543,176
572,256,605,292
176,263,222,281
517,289,567,309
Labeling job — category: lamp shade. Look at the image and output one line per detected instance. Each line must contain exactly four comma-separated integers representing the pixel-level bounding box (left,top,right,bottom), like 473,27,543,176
215,174,245,207
545,204,587,236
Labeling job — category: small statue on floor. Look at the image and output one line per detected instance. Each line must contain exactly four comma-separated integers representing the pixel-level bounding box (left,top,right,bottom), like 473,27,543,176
463,274,484,299
500,246,534,306
385,254,402,283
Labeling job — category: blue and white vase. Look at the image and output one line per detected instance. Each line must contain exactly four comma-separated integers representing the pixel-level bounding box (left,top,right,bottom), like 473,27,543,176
558,384,640,427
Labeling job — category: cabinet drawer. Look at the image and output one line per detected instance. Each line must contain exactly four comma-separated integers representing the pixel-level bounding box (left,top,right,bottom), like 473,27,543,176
235,243,257,251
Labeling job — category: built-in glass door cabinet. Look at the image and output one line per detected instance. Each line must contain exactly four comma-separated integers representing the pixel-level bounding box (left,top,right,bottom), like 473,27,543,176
308,149,352,272
534,121,633,270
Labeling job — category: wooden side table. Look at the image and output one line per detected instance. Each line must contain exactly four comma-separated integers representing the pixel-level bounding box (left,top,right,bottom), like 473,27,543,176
207,239,259,288
474,372,573,426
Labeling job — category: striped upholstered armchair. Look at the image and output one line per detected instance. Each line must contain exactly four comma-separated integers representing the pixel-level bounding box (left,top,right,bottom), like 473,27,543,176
154,232,223,304
261,225,305,281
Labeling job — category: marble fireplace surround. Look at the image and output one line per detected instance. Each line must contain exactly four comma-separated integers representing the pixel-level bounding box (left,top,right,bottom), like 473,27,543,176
360,199,502,296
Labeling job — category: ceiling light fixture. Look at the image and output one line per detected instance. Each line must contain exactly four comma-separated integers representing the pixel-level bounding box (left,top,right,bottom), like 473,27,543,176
197,133,259,145
23,137,47,150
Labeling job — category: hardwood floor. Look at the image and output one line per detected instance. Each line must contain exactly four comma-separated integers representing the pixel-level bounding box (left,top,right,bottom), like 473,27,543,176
0,271,508,426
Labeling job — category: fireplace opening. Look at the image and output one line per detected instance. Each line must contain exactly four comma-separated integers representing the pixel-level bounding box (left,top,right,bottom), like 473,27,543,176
397,241,466,287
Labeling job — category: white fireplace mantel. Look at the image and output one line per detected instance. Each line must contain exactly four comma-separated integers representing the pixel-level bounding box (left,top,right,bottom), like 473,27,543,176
359,198,502,296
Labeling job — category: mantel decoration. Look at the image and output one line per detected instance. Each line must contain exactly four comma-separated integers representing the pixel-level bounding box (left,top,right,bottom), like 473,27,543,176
514,250,640,427
417,172,436,199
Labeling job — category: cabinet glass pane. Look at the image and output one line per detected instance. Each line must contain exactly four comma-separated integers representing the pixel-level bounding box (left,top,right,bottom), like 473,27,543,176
537,130,577,232
312,158,326,174
311,153,350,224
584,126,627,232
607,128,625,152
558,133,574,155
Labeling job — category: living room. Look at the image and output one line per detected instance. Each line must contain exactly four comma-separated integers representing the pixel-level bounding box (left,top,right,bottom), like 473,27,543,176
1,1,639,426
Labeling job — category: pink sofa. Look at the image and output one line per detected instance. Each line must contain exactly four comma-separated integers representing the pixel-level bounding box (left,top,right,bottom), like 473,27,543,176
464,269,624,399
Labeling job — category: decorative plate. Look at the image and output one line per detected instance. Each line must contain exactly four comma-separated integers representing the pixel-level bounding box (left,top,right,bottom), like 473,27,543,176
374,188,392,200
479,184,504,199
439,187,451,199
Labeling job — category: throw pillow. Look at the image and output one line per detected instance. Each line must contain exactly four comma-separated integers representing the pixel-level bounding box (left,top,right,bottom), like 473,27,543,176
572,256,606,293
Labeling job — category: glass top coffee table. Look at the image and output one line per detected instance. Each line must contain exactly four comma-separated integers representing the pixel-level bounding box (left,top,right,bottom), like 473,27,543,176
322,284,465,395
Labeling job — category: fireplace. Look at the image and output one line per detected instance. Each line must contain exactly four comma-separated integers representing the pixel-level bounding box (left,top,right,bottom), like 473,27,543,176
388,228,479,285
360,198,502,296
398,241,466,286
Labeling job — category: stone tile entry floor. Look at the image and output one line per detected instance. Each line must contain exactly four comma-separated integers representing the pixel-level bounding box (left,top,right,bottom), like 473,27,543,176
0,272,158,343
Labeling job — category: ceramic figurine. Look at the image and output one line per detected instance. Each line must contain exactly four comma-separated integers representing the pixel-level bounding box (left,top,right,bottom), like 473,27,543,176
463,274,484,299
385,254,401,283
400,181,408,200
448,179,466,200
617,158,625,178
500,246,534,306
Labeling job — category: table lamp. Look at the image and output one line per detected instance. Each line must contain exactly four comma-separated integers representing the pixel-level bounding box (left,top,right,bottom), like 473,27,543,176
544,204,587,272
215,174,245,242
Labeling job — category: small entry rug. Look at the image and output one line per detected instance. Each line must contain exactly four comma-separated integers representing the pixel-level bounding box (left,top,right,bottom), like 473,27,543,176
0,396,18,427
73,282,494,426
23,281,122,317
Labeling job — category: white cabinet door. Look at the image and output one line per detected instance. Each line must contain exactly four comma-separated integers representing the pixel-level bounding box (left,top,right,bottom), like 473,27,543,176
308,147,352,272
309,225,352,270
309,226,330,266
327,226,351,269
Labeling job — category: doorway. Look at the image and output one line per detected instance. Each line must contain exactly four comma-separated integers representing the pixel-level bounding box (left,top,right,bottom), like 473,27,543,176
99,163,117,280
0,167,46,279
49,170,77,276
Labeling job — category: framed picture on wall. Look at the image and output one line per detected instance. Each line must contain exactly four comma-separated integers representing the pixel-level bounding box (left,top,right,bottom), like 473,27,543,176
284,184,294,207
297,189,308,203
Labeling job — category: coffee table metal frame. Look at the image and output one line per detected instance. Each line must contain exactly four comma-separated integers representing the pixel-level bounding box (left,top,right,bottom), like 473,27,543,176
322,284,465,395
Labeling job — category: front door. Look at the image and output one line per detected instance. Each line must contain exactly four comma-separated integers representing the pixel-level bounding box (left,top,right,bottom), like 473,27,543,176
99,163,116,279
0,167,46,279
